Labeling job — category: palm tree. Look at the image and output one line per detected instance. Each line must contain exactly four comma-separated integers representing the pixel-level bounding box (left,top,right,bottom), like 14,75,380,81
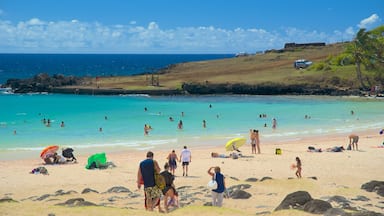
345,28,373,89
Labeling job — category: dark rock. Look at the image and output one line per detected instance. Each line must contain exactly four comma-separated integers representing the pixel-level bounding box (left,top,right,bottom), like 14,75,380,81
260,176,272,181
303,199,332,214
5,73,83,93
106,186,131,193
0,197,18,203
230,190,252,199
82,188,99,194
56,198,97,207
54,189,77,196
275,191,313,211
351,211,384,216
327,195,353,209
377,187,384,197
352,195,370,201
323,208,350,216
361,181,384,193
245,177,258,182
328,195,351,204
36,194,51,201
227,184,252,191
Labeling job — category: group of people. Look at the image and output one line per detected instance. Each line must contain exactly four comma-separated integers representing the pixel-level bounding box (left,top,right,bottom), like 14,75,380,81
137,146,226,212
137,151,178,212
137,146,192,212
249,129,261,154
43,148,77,165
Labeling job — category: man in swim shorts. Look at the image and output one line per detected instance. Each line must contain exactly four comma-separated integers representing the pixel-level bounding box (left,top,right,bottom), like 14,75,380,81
179,146,191,176
137,151,163,211
348,134,359,151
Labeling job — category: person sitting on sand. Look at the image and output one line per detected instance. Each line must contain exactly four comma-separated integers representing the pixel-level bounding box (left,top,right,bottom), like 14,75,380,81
307,146,322,152
53,152,67,164
211,152,229,158
326,146,345,152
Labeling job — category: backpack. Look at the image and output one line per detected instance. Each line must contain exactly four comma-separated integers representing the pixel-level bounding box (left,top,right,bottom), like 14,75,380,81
155,172,166,190
31,166,49,175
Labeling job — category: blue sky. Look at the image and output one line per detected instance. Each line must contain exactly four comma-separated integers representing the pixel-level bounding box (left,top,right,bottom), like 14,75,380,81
0,0,383,53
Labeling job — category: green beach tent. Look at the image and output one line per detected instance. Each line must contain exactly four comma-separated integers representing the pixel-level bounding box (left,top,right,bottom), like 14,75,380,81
85,152,107,169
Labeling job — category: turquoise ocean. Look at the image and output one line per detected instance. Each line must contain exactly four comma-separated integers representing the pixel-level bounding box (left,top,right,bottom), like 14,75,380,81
1,93,383,159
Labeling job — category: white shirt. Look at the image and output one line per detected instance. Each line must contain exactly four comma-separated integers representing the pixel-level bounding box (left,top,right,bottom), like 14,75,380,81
180,149,191,162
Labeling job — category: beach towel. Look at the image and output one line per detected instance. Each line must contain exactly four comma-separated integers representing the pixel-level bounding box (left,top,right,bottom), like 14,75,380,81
85,152,107,169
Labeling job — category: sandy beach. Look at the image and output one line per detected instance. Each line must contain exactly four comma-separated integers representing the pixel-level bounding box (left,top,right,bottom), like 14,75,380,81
1,130,384,215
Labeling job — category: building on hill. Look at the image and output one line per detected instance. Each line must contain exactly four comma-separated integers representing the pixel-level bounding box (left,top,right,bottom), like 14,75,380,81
284,42,326,49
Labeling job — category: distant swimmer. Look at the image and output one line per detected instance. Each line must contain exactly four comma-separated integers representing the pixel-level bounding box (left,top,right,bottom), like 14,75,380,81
144,107,148,112
178,120,183,130
13,130,16,135
144,124,152,135
272,118,277,130
169,117,174,122
202,120,206,128
61,121,65,127
99,127,103,132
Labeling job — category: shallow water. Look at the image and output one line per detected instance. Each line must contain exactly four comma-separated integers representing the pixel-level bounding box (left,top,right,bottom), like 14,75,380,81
1,94,383,156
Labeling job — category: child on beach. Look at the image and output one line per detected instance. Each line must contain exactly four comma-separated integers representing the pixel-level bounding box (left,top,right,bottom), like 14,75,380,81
291,157,302,178
295,157,302,178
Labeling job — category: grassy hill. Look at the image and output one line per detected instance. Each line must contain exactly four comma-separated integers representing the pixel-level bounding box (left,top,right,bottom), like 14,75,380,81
59,42,373,95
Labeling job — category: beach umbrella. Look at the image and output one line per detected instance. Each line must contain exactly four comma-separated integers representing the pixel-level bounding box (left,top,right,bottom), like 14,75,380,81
225,138,246,151
40,145,59,159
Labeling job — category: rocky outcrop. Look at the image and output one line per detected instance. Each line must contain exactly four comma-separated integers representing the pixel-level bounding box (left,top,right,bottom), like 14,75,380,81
361,180,384,197
181,82,360,96
275,191,313,211
5,73,83,93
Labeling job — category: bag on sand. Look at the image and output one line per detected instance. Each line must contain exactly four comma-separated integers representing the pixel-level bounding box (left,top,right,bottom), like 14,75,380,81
154,163,166,190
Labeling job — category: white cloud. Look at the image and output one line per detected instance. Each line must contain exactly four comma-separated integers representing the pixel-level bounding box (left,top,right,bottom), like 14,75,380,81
26,18,45,25
0,17,361,53
358,14,380,29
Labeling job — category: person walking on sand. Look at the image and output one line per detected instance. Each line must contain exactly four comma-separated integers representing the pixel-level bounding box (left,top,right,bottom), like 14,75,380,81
179,146,191,176
250,129,256,154
207,166,226,207
348,134,359,150
294,157,302,178
160,162,178,212
137,151,163,212
167,150,179,175
254,130,261,154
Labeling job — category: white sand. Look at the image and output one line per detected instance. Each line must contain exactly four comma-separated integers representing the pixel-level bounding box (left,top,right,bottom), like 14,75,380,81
1,130,383,215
